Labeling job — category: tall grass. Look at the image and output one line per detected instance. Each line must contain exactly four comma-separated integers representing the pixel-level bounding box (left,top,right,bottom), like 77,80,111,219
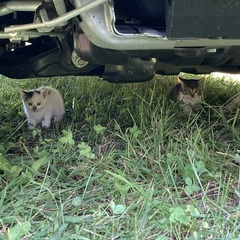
0,74,239,239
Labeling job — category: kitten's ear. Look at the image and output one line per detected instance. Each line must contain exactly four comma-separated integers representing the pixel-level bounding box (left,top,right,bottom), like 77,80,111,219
177,77,185,86
178,77,184,81
19,89,27,100
40,87,49,99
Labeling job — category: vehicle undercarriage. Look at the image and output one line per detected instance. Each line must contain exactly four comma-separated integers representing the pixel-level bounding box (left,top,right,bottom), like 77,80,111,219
1,0,240,82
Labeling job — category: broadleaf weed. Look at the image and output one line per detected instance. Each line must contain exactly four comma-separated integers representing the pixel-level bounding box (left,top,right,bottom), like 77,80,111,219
0,75,240,239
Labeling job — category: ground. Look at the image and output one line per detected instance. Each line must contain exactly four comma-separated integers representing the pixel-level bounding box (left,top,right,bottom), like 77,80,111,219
0,74,239,240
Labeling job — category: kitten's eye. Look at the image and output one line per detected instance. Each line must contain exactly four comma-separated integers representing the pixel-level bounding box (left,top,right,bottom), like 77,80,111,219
37,103,41,106
28,103,33,106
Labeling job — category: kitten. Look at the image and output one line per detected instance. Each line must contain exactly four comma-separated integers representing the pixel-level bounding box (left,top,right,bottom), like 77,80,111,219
19,86,65,129
168,77,205,114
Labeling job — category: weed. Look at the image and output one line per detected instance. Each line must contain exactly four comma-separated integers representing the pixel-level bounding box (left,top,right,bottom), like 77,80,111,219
0,74,240,239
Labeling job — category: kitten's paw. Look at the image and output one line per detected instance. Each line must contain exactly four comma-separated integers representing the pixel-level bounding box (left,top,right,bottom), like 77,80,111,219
42,118,51,128
54,115,63,122
42,122,51,128
42,124,51,129
181,106,192,115
28,123,36,129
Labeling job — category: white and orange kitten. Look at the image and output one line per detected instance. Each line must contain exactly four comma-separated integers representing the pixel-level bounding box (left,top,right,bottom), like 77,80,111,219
19,86,65,129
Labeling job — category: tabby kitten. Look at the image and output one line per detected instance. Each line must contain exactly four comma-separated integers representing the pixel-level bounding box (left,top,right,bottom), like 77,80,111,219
168,77,205,114
19,86,65,129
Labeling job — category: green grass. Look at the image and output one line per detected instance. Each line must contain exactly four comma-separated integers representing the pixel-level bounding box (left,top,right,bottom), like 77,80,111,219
0,74,240,240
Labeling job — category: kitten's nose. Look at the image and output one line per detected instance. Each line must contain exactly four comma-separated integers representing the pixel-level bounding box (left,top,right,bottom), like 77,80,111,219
32,106,37,111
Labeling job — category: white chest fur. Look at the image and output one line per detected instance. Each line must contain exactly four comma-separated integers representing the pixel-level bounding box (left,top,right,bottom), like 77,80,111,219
178,92,202,105
178,92,202,114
